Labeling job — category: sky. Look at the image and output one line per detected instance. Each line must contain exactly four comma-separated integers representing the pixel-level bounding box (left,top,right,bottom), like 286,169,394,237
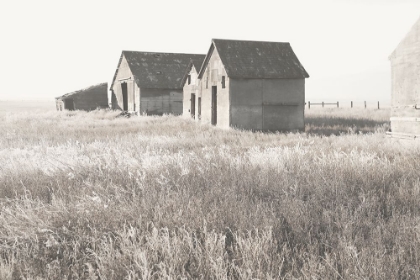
0,0,419,104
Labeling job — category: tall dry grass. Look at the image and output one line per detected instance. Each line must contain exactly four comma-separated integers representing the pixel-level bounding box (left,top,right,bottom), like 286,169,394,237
1,108,420,279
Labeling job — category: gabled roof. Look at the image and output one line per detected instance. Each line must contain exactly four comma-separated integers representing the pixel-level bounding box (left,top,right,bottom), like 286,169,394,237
389,16,420,60
198,39,309,79
110,51,205,90
179,56,206,87
56,83,107,100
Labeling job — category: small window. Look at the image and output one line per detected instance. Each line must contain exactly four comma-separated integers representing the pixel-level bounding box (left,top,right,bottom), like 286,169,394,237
187,75,191,85
221,76,225,88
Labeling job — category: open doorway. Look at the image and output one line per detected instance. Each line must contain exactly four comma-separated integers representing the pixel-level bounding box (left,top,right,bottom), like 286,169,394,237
198,97,201,120
211,86,217,125
191,93,196,119
121,83,128,111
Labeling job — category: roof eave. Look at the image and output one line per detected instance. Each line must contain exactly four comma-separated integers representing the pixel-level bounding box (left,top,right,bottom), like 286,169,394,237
197,42,216,79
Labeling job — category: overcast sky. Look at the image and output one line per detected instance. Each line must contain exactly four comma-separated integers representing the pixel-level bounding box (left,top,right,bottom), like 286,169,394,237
1,0,419,104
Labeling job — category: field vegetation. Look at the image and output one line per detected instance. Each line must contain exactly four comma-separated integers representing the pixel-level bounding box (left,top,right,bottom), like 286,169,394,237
1,107,420,279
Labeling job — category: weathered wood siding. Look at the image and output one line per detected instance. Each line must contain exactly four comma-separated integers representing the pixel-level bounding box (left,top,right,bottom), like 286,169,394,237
57,83,108,111
56,100,64,111
140,89,183,115
230,79,305,131
111,55,139,112
71,84,108,111
199,47,230,128
390,17,420,136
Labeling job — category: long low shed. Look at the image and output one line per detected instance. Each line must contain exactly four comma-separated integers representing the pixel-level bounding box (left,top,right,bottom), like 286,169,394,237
56,83,108,111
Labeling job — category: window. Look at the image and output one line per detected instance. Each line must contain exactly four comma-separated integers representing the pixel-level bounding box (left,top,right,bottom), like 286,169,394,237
221,76,225,88
187,75,191,85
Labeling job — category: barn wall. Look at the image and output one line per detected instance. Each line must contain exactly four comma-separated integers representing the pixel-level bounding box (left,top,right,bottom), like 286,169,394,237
390,17,420,135
56,100,64,111
199,47,230,128
111,55,139,112
72,84,109,111
183,66,200,119
230,79,305,131
140,89,183,115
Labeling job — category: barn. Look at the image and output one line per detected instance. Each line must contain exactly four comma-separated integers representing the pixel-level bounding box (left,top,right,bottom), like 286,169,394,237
389,16,420,139
110,51,205,115
55,83,108,111
184,39,309,131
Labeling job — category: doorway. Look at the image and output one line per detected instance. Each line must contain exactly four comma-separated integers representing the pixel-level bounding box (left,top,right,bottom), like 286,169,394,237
191,93,196,119
198,97,201,120
121,83,128,111
211,86,217,125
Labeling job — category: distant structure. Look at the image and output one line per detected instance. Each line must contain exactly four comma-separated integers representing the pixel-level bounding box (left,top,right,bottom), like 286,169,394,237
389,16,420,139
110,51,205,115
181,57,206,119
182,39,309,131
55,83,108,111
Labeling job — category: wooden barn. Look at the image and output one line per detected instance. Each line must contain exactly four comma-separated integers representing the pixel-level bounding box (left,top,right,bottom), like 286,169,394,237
55,83,108,111
183,39,309,131
110,51,205,115
389,16,420,139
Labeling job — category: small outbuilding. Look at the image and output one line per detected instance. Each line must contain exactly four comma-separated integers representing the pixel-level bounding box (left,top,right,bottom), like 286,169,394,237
181,57,206,119
389,16,420,139
183,39,309,131
55,83,108,111
110,51,205,115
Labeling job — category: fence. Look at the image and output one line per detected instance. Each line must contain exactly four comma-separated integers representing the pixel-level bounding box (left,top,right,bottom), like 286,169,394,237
307,101,381,109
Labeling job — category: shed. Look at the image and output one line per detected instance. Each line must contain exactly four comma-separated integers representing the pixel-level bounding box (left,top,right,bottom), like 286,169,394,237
388,16,420,139
184,39,309,131
181,57,206,119
110,51,205,115
55,83,108,111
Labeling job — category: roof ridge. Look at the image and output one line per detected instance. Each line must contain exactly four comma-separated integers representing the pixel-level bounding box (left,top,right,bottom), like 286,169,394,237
212,38,291,44
122,50,204,56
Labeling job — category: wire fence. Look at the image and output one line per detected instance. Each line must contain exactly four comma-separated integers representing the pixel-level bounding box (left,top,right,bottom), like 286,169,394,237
306,101,382,109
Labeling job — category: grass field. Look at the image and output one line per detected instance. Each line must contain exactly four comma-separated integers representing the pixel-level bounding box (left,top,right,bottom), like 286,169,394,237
2,107,420,279
0,100,55,114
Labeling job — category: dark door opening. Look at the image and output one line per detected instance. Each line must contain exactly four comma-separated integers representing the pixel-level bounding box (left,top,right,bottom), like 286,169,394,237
191,93,196,119
211,86,217,125
121,83,128,111
64,98,75,111
198,97,201,120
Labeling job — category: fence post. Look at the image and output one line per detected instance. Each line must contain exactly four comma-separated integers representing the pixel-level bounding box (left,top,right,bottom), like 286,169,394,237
364,101,367,109
308,101,310,109
322,102,324,108
378,101,380,110
351,101,353,108
337,101,339,108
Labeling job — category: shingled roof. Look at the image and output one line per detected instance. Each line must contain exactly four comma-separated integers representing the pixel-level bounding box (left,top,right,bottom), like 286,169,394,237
111,51,205,90
179,56,206,87
56,83,107,100
198,39,309,79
